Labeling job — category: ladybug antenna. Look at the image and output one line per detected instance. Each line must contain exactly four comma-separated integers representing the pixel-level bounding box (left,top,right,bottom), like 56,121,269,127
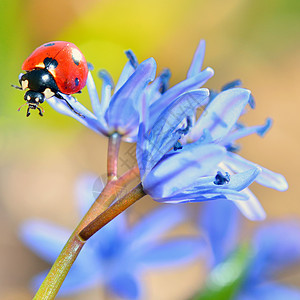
17,103,29,112
11,84,22,90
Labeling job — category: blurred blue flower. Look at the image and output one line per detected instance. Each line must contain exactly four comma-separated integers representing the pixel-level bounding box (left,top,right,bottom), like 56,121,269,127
20,174,204,299
47,40,214,142
199,201,300,299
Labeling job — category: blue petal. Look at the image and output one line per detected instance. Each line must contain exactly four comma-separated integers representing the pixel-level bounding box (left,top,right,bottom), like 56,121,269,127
187,40,206,78
189,167,261,192
108,272,142,300
149,67,214,125
142,144,226,199
157,189,248,204
238,283,300,300
19,220,70,263
47,95,108,135
156,192,248,204
114,51,137,93
232,188,266,221
86,71,111,133
220,118,273,146
126,205,187,249
189,88,251,142
199,200,241,266
97,69,114,115
74,173,105,218
137,89,210,178
224,152,288,191
105,58,156,135
136,238,205,268
249,221,300,280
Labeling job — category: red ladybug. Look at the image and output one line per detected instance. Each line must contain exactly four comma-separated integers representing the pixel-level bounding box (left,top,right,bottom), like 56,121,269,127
14,41,88,117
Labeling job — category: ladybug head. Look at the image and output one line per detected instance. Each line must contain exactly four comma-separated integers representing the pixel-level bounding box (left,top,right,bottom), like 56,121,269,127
18,90,45,117
15,69,58,117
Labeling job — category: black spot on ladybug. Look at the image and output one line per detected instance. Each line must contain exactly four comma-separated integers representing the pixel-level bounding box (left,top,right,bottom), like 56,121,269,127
75,78,80,86
44,42,55,47
72,54,80,66
43,57,58,69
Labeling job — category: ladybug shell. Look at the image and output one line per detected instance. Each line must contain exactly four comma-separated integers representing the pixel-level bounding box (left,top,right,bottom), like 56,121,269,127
22,41,88,94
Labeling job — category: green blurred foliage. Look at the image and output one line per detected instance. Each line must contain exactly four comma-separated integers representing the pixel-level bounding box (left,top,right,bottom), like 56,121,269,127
191,245,253,300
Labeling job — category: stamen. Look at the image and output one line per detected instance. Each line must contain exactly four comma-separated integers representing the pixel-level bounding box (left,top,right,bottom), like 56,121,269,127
214,171,230,185
87,62,94,71
125,50,138,69
225,144,241,153
175,116,192,135
98,70,114,88
159,68,171,94
173,141,183,151
248,94,256,109
221,79,242,91
257,118,272,137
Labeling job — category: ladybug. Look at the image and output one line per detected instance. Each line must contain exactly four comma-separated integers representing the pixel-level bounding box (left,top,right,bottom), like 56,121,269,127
13,41,88,117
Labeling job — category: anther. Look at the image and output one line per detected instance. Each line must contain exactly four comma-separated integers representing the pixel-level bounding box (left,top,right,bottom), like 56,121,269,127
214,171,230,185
125,50,138,69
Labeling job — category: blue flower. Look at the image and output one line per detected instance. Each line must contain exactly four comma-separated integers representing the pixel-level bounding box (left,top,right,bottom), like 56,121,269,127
47,40,214,142
137,54,287,220
199,201,300,299
20,174,204,299
47,53,156,142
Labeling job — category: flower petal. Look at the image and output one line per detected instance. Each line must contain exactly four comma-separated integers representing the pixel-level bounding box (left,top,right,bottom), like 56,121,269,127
138,89,210,178
46,95,107,135
149,67,214,125
136,238,205,268
189,88,251,142
238,283,300,300
249,221,300,280
19,220,70,263
187,40,206,78
219,118,272,146
108,272,142,300
224,152,288,191
114,50,138,93
86,71,110,133
232,188,266,221
143,144,226,199
199,200,241,266
126,205,187,249
105,57,156,135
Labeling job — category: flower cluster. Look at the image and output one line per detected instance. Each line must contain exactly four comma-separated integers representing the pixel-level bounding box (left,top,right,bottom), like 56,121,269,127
46,40,287,221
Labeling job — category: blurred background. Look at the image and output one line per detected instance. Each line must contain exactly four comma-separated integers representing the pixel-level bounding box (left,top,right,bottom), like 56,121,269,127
0,0,299,299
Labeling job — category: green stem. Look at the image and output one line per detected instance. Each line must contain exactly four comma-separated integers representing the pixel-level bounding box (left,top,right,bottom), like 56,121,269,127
80,183,146,240
107,133,121,182
33,166,140,300
33,235,84,299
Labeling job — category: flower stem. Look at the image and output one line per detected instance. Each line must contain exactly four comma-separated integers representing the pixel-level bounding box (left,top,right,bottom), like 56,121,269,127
79,183,146,241
33,235,84,299
107,133,121,182
33,166,140,299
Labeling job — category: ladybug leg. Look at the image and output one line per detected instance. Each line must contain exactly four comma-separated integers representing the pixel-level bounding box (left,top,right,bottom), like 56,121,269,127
55,93,84,117
26,107,31,117
36,106,44,117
